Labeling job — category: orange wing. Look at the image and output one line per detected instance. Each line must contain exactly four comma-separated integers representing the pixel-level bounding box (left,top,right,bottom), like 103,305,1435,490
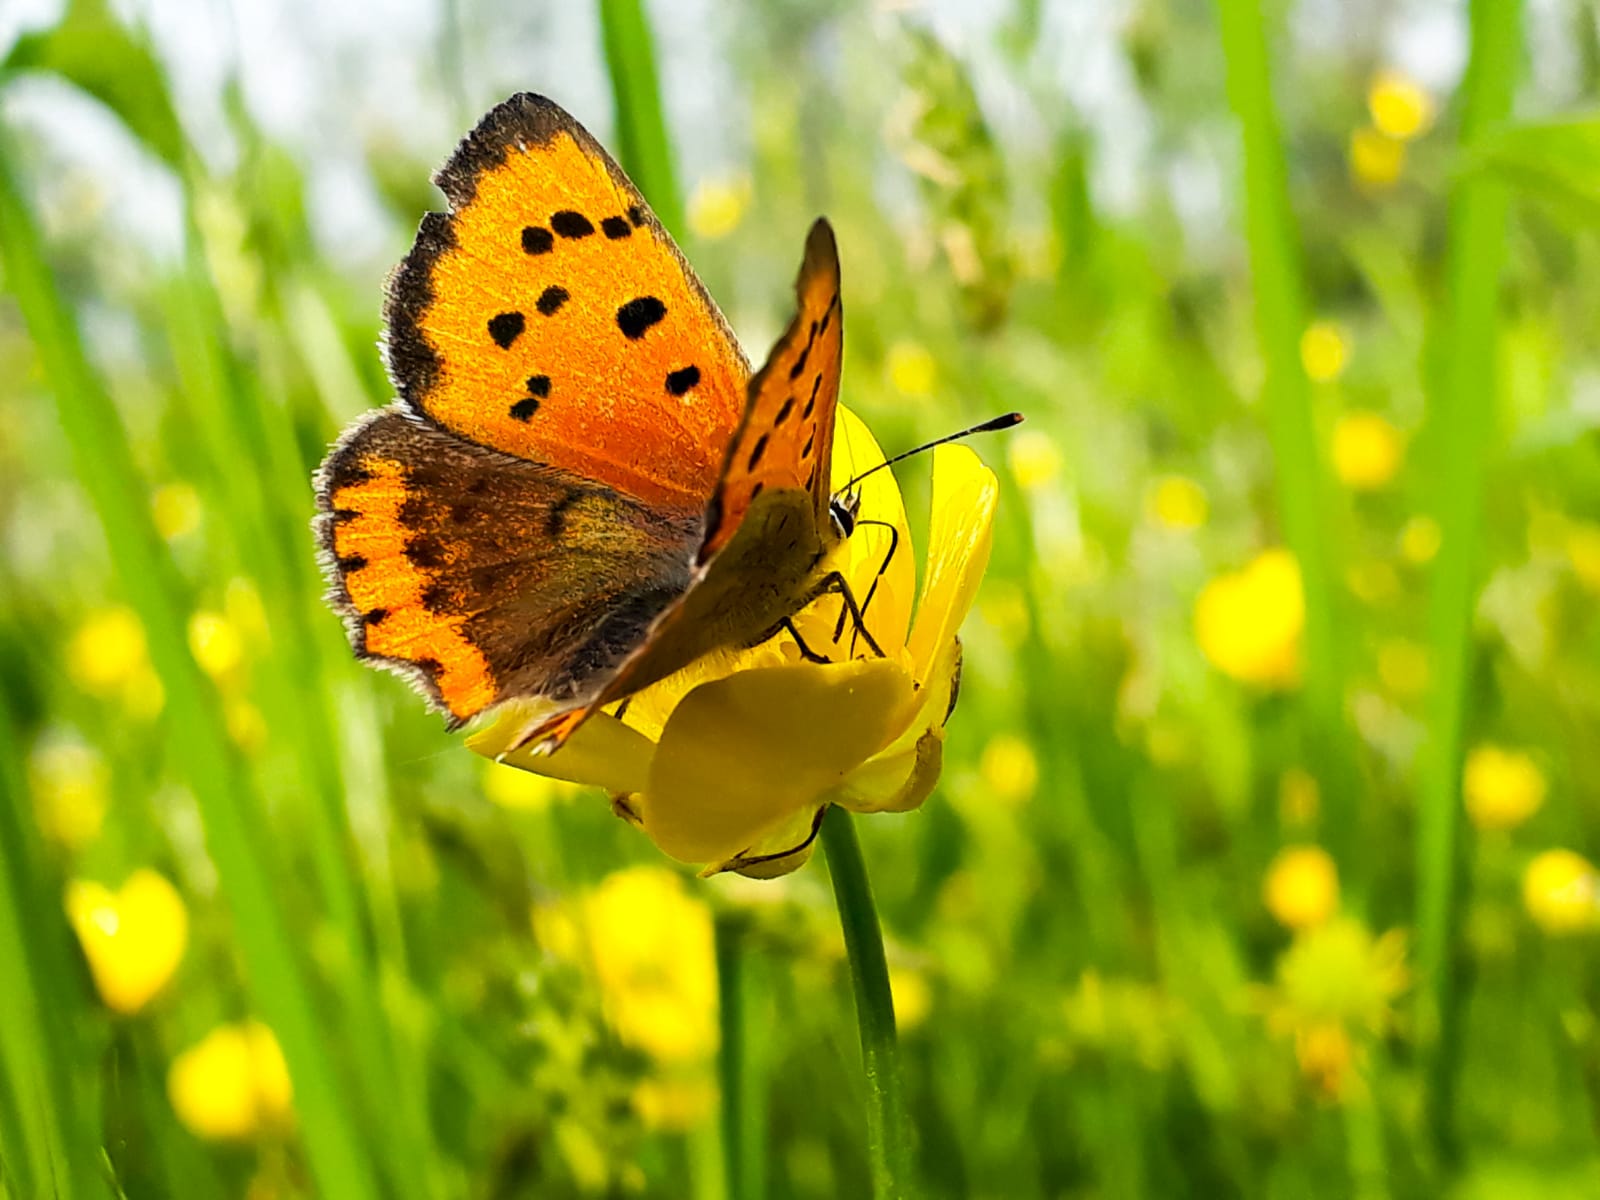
699,219,843,561
386,93,749,511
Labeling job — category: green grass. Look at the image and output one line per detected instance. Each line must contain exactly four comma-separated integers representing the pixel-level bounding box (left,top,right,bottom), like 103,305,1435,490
4,0,1600,1196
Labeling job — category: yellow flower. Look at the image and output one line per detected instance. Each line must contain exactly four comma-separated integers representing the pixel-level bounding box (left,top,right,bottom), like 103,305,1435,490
29,739,110,850
890,966,933,1032
188,611,244,682
633,1075,718,1133
979,733,1038,806
1566,521,1600,593
1400,515,1442,564
1331,412,1404,490
168,1021,294,1140
886,340,938,398
1464,744,1546,832
1264,845,1340,931
1367,70,1434,141
1006,428,1063,491
473,408,998,877
1349,127,1405,191
1194,549,1303,688
1524,850,1600,935
1145,475,1208,530
583,867,716,1064
1300,320,1350,383
66,870,187,1014
482,760,583,811
68,607,162,717
686,174,751,241
1278,767,1320,828
151,482,202,540
1260,918,1408,1100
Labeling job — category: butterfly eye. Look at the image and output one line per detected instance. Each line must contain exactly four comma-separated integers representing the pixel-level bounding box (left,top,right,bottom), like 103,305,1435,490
829,492,860,539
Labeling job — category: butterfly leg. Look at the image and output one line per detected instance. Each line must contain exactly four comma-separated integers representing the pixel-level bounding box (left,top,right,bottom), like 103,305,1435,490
812,571,886,659
778,616,837,664
832,518,900,653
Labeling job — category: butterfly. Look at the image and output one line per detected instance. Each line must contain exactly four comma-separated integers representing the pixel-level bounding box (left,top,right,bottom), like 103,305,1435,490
314,93,879,753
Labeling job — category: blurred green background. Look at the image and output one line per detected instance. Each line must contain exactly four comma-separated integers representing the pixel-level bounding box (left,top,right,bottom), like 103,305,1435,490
4,0,1600,1196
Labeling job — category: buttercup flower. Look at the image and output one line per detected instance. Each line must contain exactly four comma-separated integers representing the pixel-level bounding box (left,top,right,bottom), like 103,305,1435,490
1300,320,1350,383
1464,744,1546,832
1331,412,1404,491
1194,549,1303,688
687,174,752,241
1145,475,1208,530
1523,849,1600,935
1349,127,1405,191
29,738,110,850
168,1021,294,1140
1264,845,1340,931
472,408,998,877
1367,70,1434,141
66,869,188,1014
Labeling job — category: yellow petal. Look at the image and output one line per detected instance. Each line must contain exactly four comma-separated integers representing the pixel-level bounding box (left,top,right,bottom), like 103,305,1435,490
66,869,188,1015
468,701,654,796
642,659,914,864
907,444,998,680
706,806,826,878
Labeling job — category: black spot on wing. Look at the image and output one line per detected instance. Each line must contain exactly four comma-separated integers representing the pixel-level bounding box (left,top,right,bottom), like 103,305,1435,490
747,434,769,471
362,608,388,626
666,365,700,395
628,205,646,227
527,375,551,397
537,286,569,316
510,397,540,421
775,396,795,426
488,311,525,349
406,536,446,570
522,226,553,254
601,215,631,239
617,296,666,339
551,210,594,238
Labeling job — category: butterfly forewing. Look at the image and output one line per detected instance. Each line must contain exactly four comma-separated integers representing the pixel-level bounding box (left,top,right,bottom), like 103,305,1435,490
700,219,844,561
386,93,749,512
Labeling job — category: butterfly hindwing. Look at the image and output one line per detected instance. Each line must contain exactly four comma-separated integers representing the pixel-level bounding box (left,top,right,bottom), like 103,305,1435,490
701,218,843,561
385,93,749,512
316,408,702,725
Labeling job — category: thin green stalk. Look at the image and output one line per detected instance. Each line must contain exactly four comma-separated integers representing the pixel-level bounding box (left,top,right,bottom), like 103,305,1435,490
1215,0,1356,866
715,912,766,1200
596,0,686,237
0,135,381,1200
1416,0,1522,1163
0,698,109,1200
821,806,913,1199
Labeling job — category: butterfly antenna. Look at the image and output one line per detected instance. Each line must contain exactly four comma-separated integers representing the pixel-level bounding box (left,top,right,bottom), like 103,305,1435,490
838,412,1024,493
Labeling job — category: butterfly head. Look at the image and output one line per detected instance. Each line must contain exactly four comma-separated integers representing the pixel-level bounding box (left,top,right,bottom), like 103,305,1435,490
828,489,862,540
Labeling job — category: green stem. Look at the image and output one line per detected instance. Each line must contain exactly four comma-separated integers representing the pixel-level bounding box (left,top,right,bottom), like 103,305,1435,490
714,913,749,1200
1416,0,1522,1165
1215,0,1356,869
820,806,913,1199
596,0,686,237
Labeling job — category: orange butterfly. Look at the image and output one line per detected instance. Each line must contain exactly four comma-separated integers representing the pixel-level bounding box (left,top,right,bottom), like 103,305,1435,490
315,94,877,752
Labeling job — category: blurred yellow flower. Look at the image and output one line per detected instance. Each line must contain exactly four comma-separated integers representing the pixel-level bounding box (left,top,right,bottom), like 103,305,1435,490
1367,70,1434,141
633,1074,717,1133
886,339,938,398
890,965,933,1032
1331,412,1404,490
978,580,1031,648
1299,320,1350,383
68,607,162,718
531,901,584,962
168,1021,294,1141
481,760,583,811
1565,521,1600,593
188,611,244,682
979,733,1038,806
1346,560,1400,605
1007,428,1063,491
1261,918,1408,1099
1400,515,1442,564
1146,474,1208,530
686,174,751,241
29,739,110,850
225,699,268,755
1194,549,1303,687
474,409,997,877
1264,845,1340,930
151,482,202,540
584,867,716,1065
1524,850,1600,935
66,870,187,1014
1278,767,1320,828
1349,126,1406,191
1377,639,1429,699
1464,744,1546,832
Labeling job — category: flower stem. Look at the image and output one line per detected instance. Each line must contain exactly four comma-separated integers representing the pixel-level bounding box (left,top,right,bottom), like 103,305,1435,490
820,806,913,1198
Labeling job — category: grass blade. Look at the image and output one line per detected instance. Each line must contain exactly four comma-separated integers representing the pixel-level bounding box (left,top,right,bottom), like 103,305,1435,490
596,0,685,236
1415,0,1524,1161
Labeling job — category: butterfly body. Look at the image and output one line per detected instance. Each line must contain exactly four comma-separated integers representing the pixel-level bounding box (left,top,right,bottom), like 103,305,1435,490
316,94,848,747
